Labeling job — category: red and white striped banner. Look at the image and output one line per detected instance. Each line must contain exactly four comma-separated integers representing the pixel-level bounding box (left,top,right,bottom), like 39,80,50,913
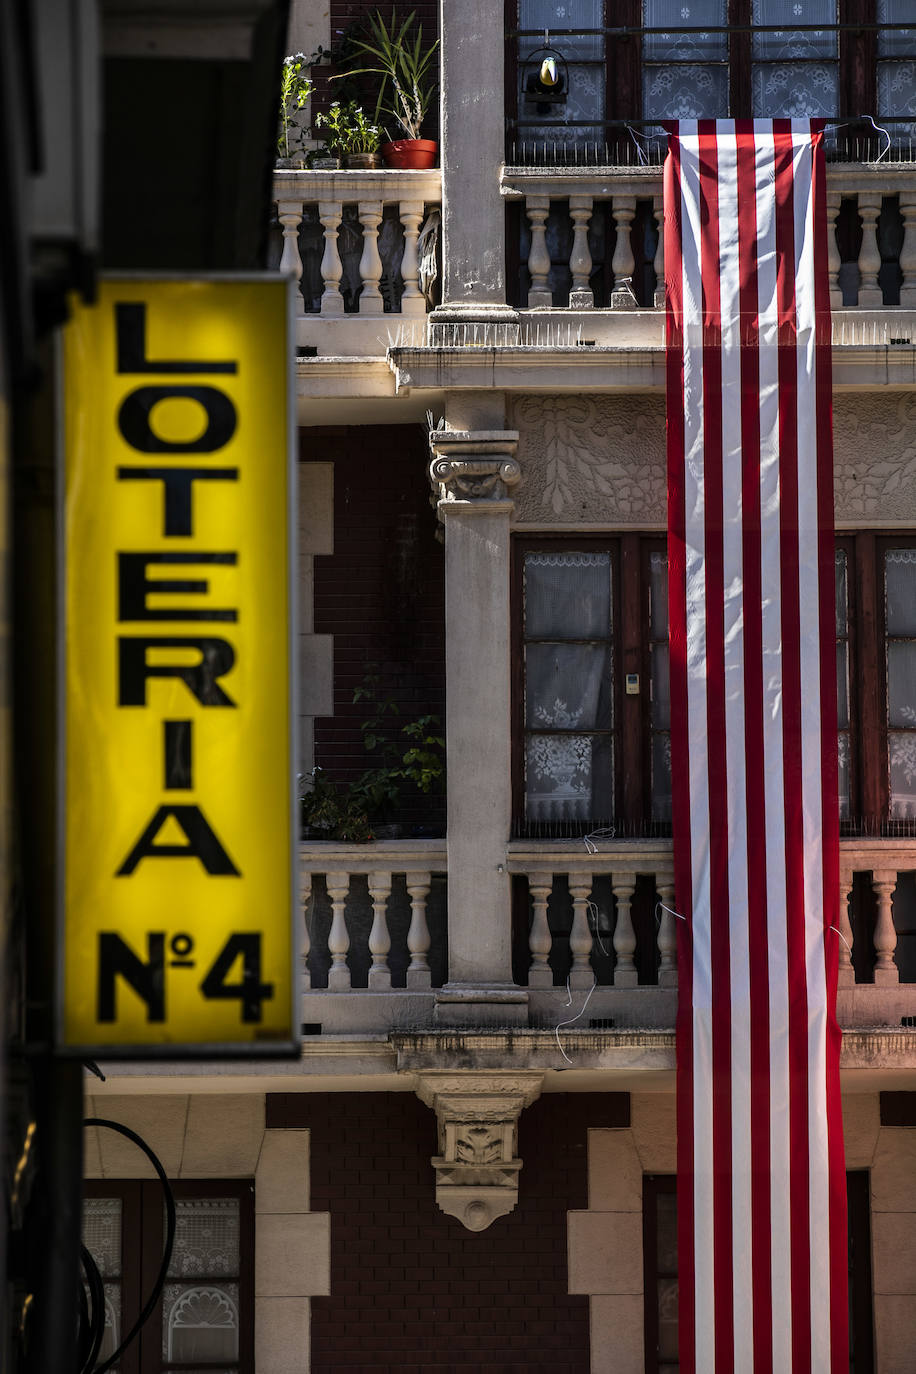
665,120,847,1373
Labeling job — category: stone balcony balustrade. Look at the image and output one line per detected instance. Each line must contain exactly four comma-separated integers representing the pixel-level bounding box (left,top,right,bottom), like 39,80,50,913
300,836,916,1037
272,166,442,358
500,161,916,313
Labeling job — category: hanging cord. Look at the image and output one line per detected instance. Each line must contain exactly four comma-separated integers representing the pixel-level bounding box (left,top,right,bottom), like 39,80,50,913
555,975,600,1064
583,825,615,854
822,114,892,163
655,899,688,926
81,1119,176,1374
827,924,853,956
79,1244,107,1373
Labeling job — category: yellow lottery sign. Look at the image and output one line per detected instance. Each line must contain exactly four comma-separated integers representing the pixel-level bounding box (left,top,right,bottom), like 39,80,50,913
61,278,297,1054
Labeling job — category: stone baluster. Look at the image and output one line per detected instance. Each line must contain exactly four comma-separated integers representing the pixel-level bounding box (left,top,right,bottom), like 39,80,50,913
827,190,843,311
301,873,312,990
656,877,677,988
653,192,666,309
367,870,393,990
837,867,855,988
610,195,637,309
611,872,638,987
528,878,554,989
277,200,304,317
526,195,553,307
326,871,351,990
872,870,899,985
357,199,385,315
406,871,433,988
856,192,884,307
399,200,426,316
568,195,594,309
318,200,345,317
898,193,916,307
568,877,595,989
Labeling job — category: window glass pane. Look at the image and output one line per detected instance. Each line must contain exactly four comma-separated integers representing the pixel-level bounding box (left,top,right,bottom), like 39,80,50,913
835,550,847,638
644,0,727,61
164,1282,239,1362
525,643,613,730
519,0,604,146
525,733,613,820
838,732,850,818
652,731,673,822
651,641,671,730
887,642,916,728
644,62,729,121
836,642,849,729
878,0,916,58
82,1198,122,1278
167,1199,240,1278
885,549,916,635
650,550,669,638
752,63,838,116
889,733,916,818
524,551,612,638
752,0,837,61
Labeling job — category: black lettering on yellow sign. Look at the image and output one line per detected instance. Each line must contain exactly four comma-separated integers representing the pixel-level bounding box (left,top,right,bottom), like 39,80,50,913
116,804,240,876
117,467,238,537
97,930,274,1025
98,932,166,1022
118,384,237,453
118,552,238,622
118,636,237,707
164,720,192,789
115,303,238,375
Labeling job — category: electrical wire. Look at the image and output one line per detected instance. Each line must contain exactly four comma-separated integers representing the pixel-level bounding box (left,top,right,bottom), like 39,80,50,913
79,1243,106,1373
81,1119,177,1374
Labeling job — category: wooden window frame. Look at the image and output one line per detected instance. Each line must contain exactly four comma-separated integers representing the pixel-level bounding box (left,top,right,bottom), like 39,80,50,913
505,0,895,145
83,1178,255,1374
642,1171,874,1373
512,533,666,834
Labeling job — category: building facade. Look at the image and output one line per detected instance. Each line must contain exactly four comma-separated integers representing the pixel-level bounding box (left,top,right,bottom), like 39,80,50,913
85,3,916,1371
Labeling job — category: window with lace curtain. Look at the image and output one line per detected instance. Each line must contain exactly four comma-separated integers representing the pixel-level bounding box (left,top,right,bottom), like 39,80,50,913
506,2,916,155
82,1180,254,1374
514,535,916,837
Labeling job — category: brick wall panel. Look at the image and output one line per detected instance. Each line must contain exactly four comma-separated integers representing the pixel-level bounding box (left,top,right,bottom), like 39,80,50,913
267,1092,628,1371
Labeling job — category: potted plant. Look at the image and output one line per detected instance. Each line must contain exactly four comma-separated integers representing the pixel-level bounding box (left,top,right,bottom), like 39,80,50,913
277,52,313,167
338,8,439,169
313,101,348,167
344,105,383,168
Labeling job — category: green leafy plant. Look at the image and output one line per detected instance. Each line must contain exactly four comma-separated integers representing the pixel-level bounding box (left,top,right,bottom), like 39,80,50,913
315,101,381,156
351,670,445,814
278,52,314,160
335,9,439,142
299,767,373,843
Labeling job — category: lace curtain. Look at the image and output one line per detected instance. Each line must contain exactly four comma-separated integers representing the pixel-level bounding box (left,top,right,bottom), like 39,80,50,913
878,1,916,146
519,0,604,149
642,0,728,124
751,0,838,117
524,552,613,821
164,1199,241,1363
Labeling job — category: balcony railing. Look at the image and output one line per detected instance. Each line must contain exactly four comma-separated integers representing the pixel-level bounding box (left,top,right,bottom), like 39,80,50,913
501,163,916,311
300,836,916,1034
272,167,442,334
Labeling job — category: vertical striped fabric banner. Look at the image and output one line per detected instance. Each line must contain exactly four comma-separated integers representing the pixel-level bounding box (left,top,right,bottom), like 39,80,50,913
665,121,848,1373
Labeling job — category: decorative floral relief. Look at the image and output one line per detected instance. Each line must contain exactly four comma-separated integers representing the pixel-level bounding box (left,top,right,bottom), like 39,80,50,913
833,394,916,521
511,394,916,525
510,395,667,523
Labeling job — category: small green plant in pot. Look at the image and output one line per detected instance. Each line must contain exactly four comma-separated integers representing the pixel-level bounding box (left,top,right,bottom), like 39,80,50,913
299,767,373,842
336,9,439,168
277,52,314,166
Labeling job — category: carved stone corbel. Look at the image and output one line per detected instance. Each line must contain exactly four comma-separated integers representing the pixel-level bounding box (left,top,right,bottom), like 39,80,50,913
428,430,521,508
415,1071,544,1231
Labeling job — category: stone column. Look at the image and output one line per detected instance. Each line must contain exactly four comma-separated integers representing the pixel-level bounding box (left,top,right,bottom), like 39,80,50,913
429,428,522,1010
438,0,507,306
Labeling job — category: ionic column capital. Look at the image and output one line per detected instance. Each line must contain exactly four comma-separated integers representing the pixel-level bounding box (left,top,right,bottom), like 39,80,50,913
428,430,521,511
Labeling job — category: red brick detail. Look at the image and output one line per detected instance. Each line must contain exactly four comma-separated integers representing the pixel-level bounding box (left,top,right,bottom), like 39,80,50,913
266,1092,630,1372
303,427,446,826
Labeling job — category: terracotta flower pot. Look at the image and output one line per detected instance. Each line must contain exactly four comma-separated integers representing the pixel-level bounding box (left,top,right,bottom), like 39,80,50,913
380,139,438,169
